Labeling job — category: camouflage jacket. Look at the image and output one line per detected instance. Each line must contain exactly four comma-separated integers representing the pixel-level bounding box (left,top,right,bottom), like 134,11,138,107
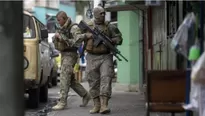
52,20,85,51
78,20,123,54
84,20,123,45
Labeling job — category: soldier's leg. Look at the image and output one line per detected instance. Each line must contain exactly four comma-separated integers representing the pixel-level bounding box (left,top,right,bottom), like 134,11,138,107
99,55,114,114
70,73,91,107
52,56,74,110
86,55,101,113
88,71,101,114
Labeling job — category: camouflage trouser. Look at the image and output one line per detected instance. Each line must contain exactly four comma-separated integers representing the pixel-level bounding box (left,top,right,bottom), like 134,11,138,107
59,52,87,104
86,53,114,98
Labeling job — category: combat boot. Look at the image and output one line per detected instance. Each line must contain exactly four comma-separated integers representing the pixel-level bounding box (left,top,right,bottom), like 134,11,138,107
80,92,91,107
89,97,101,114
99,96,110,114
52,102,66,110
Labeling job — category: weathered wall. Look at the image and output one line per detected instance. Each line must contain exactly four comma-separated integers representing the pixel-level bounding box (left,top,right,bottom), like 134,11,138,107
151,4,177,70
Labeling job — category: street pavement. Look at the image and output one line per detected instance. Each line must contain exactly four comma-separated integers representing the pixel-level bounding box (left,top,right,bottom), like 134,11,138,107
25,82,186,116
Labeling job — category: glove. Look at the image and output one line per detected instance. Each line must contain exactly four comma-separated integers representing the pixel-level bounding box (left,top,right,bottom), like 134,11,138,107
84,33,93,40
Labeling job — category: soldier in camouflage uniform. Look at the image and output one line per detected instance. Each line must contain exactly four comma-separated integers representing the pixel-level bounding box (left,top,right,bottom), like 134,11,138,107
52,11,91,110
77,6,123,114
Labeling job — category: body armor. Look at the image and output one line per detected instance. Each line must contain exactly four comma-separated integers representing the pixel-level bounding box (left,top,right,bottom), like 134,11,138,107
53,22,77,51
85,21,111,54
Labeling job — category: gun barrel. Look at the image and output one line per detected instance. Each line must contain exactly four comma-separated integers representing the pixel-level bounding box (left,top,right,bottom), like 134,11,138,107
118,53,128,62
114,55,122,61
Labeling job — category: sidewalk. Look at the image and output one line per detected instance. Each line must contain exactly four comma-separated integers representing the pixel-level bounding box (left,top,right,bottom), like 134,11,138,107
25,82,188,116
48,82,146,116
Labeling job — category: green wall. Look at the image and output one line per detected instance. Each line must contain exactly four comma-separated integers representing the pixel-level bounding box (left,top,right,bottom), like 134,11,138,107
117,10,140,85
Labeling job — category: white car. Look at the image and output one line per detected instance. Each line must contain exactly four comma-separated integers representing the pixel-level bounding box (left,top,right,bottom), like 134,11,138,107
48,33,59,87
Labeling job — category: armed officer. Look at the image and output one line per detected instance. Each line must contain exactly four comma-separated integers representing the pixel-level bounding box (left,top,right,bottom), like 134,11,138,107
52,11,91,110
77,6,123,114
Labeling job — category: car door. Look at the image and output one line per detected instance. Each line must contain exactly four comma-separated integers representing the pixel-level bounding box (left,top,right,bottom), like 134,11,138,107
36,20,51,81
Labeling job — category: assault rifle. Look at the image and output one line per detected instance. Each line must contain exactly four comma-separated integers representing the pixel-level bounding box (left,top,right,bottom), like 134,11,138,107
78,20,128,62
53,24,70,46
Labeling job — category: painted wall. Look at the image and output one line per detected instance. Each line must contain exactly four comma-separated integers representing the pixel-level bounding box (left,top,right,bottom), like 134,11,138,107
59,4,76,22
33,7,47,24
117,10,141,86
33,4,76,24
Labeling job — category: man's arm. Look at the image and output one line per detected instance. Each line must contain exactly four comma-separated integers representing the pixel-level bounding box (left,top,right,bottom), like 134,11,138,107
57,31,69,42
52,30,63,42
109,24,123,45
52,29,72,47
70,25,92,48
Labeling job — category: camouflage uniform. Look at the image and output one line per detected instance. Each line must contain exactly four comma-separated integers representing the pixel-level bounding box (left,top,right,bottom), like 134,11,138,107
79,6,123,114
86,21,122,114
52,18,90,110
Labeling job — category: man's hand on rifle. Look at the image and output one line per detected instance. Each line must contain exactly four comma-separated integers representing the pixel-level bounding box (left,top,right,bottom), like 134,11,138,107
55,33,61,41
55,32,60,38
84,33,93,40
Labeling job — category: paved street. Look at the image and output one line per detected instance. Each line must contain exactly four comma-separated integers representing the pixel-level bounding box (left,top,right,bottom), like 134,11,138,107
25,82,145,116
25,82,186,116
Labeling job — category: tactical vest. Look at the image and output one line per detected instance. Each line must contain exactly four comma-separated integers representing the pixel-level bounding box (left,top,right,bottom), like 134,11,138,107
54,23,78,52
85,21,111,54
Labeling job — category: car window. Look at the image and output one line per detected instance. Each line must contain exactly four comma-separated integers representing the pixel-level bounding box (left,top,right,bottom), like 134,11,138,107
35,19,48,43
23,14,36,39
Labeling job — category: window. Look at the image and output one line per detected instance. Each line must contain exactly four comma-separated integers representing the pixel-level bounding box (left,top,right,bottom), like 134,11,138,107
23,15,36,39
46,15,57,33
35,18,48,42
47,0,59,9
111,12,117,22
24,0,35,11
35,0,46,7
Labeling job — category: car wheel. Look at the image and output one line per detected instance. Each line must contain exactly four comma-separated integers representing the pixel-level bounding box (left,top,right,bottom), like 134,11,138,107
28,88,40,109
52,76,57,86
39,83,48,103
48,69,53,88
48,75,52,88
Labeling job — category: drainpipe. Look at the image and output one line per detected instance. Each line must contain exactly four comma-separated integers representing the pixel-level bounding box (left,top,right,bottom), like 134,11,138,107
0,2,24,116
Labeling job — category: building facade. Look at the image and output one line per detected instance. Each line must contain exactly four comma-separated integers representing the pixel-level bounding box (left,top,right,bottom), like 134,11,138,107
24,0,76,33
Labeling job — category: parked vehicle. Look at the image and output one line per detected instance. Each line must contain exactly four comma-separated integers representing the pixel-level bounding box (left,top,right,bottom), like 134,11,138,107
48,33,61,80
56,53,61,77
48,42,59,87
23,11,57,108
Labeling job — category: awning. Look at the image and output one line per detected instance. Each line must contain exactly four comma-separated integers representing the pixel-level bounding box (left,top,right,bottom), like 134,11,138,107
105,1,148,12
105,1,163,12
105,4,148,12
